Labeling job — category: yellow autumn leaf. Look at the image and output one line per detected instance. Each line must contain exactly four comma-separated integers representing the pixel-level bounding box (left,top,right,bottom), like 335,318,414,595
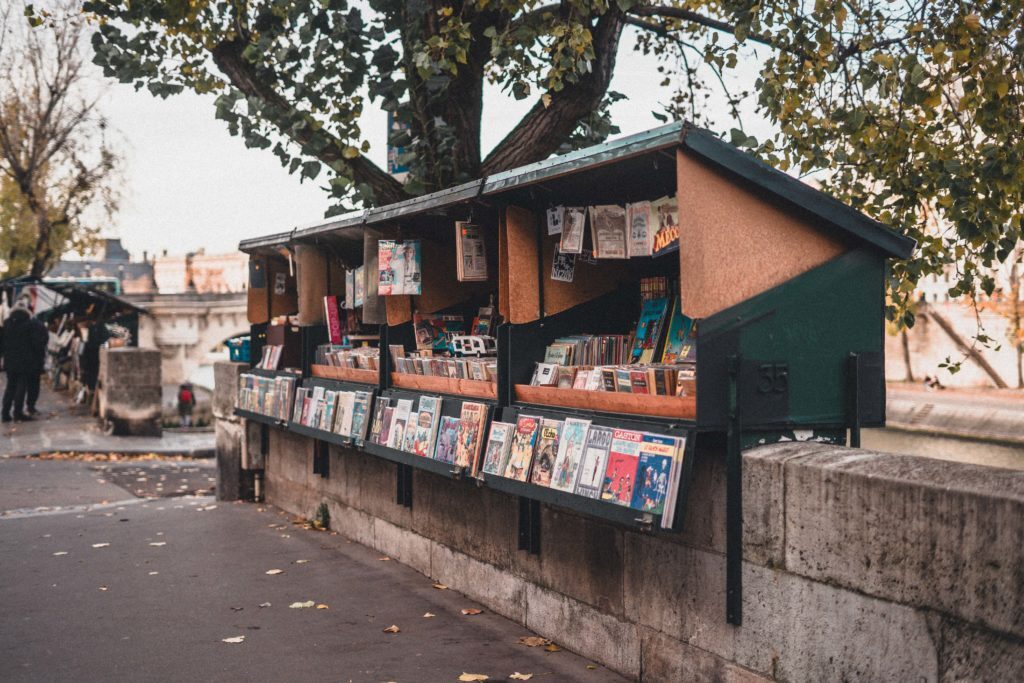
544,643,562,652
964,13,981,31
458,674,488,682
432,583,449,590
315,604,329,610
265,569,284,575
423,612,436,618
289,601,315,609
461,608,483,615
509,674,533,681
342,146,361,159
383,624,400,633
222,636,245,644
517,636,548,647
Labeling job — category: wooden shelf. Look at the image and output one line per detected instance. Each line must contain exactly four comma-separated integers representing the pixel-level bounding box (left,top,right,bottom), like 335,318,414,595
391,372,497,400
514,384,696,420
311,364,379,384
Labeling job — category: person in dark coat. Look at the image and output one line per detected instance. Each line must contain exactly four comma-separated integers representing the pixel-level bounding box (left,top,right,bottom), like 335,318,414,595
24,315,48,416
1,308,35,422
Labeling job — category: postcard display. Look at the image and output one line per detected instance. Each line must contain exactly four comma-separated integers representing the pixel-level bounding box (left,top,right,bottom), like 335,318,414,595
236,123,913,626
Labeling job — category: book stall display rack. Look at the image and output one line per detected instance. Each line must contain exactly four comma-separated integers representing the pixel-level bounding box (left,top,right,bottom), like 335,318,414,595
234,121,914,625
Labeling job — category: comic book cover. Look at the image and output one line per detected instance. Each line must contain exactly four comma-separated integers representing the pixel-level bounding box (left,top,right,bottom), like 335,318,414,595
528,418,563,488
630,434,678,515
480,422,514,476
368,397,390,444
503,414,541,482
574,426,614,498
411,395,442,457
630,296,669,364
433,416,461,464
413,313,465,352
660,297,695,364
454,401,487,472
394,240,421,295
549,417,592,492
350,391,371,442
377,239,396,295
388,398,413,449
651,195,680,257
337,392,356,437
354,265,365,307
601,429,644,506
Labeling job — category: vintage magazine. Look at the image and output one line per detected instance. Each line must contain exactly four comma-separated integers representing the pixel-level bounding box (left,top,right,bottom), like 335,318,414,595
528,418,563,488
549,417,592,492
588,205,628,259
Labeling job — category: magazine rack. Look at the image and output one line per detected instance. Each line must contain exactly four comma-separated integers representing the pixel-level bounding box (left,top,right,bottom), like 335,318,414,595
235,121,914,626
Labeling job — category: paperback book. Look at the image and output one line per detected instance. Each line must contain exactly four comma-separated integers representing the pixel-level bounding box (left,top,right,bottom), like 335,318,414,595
574,426,614,499
455,221,488,281
480,422,515,476
601,429,644,506
433,416,461,464
589,205,628,259
549,417,592,492
410,395,442,457
503,414,541,482
651,196,680,257
626,201,654,257
630,433,677,515
528,418,563,487
388,398,414,449
559,207,587,254
454,401,488,472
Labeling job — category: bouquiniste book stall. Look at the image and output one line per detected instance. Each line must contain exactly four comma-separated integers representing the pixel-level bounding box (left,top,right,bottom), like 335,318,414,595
233,122,914,624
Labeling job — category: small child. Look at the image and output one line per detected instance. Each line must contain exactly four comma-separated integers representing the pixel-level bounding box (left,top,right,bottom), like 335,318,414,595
177,383,196,427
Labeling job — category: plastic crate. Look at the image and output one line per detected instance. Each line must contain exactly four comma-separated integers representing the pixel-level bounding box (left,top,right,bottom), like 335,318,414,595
227,336,250,363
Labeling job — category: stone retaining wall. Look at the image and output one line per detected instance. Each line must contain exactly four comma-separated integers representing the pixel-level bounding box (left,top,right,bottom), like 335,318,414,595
255,428,1024,681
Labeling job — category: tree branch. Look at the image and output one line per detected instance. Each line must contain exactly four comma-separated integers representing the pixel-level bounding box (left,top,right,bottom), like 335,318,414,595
482,7,625,174
629,5,778,51
210,38,405,205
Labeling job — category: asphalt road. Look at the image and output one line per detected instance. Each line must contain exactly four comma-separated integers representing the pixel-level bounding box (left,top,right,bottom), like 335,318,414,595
0,457,623,682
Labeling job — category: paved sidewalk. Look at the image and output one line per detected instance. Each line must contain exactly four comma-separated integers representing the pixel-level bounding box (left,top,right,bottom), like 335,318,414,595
0,457,623,682
0,383,214,458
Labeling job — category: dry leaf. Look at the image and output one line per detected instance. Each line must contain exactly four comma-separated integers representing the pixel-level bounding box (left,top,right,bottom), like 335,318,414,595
289,601,315,609
509,674,533,681
423,612,435,618
259,602,272,608
230,606,244,612
544,644,562,652
222,636,245,644
315,604,329,610
378,556,391,561
98,586,108,591
517,636,549,647
383,625,400,633
149,542,166,547
53,551,68,556
92,543,110,548
295,559,309,564
148,571,158,576
461,608,483,615
432,583,448,590
458,674,488,682
265,569,284,575
585,665,597,670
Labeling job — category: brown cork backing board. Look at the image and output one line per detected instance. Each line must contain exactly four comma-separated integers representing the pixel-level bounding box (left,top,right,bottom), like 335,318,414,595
505,205,540,323
295,244,328,325
268,255,298,318
514,385,696,420
247,256,269,324
677,149,846,318
311,365,378,384
498,209,510,320
386,295,413,326
362,228,387,325
541,235,631,318
391,373,497,400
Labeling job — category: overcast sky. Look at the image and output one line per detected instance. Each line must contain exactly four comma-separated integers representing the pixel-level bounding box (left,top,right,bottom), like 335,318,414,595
99,28,767,260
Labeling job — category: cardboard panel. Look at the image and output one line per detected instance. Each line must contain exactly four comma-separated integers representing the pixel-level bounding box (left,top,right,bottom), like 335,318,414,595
505,205,540,323
677,150,846,318
267,255,298,318
246,256,269,324
295,244,328,326
540,235,629,318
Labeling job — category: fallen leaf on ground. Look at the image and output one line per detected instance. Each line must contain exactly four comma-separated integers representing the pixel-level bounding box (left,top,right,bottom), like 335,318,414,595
259,602,271,608
148,572,159,576
517,636,549,647
585,665,597,670
544,644,562,652
509,674,534,681
458,674,488,682
289,601,315,609
432,583,448,590
423,612,435,618
231,607,244,612
294,559,309,564
222,636,245,644
149,542,166,547
382,625,400,633
92,543,110,548
315,604,329,610
98,586,108,591
461,608,483,615
53,551,68,556
265,569,284,575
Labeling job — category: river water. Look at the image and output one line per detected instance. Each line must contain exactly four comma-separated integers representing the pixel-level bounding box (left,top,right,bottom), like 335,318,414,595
862,428,1024,471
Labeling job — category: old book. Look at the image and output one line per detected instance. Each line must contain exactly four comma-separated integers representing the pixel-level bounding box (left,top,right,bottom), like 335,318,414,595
572,369,591,390
480,421,515,476
345,270,355,309
377,239,397,295
660,436,687,529
549,417,592,493
454,401,488,472
413,313,465,352
455,222,488,281
378,407,395,446
556,366,576,389
631,296,670,364
559,207,587,254
411,395,442,457
661,297,695,364
353,265,365,307
433,416,461,464
601,367,619,392
350,391,372,442
533,362,559,387
340,392,357,436
601,429,644,507
615,368,633,393
388,398,413,449
630,433,679,515
574,426,614,499
503,414,541,482
324,295,343,344
588,205,628,259
546,206,564,235
651,195,680,257
626,201,654,257
528,418,563,488
369,397,391,443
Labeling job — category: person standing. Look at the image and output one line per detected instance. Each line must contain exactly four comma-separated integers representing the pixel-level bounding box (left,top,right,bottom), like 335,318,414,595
1,308,34,423
177,382,196,427
23,314,48,416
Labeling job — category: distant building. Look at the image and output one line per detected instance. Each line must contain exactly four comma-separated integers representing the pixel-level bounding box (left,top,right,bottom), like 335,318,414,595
154,250,248,295
50,238,156,294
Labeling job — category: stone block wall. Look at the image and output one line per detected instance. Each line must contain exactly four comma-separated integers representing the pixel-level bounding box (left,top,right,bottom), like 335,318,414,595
212,361,253,500
255,427,1024,682
97,348,162,436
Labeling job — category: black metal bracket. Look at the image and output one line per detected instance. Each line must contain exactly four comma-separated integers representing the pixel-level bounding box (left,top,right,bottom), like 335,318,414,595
847,352,862,448
396,463,413,508
312,439,330,478
518,496,541,555
726,354,743,626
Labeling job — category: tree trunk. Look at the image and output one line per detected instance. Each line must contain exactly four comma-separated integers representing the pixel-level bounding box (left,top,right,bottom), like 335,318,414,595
900,329,914,382
922,304,1009,389
1010,259,1022,388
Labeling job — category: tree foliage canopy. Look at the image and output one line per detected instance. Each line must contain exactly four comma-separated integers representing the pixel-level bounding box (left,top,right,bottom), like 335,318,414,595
83,0,1023,323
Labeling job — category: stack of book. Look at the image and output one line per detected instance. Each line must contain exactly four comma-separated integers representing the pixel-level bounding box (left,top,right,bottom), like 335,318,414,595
237,373,297,420
368,396,489,472
530,362,695,396
393,355,497,382
316,345,380,369
541,335,631,367
481,416,685,529
256,345,284,370
291,386,375,442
